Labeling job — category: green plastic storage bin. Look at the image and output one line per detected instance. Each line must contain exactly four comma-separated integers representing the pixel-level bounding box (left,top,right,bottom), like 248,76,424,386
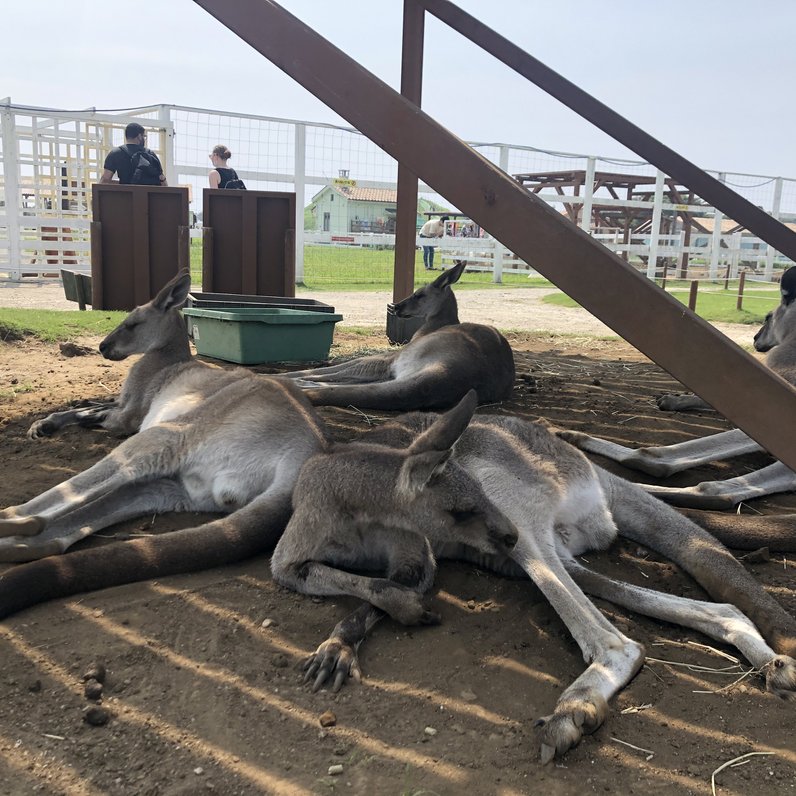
182,306,343,364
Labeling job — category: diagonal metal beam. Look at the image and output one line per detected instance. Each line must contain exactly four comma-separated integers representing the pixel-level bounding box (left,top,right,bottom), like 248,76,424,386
421,0,796,261
192,0,796,472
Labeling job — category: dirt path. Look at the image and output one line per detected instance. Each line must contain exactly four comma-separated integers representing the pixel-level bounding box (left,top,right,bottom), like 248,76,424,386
0,282,758,347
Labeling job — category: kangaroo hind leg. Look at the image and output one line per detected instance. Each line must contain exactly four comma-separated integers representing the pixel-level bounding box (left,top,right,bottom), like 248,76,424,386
287,355,394,386
601,469,796,658
505,527,644,763
0,479,188,562
565,557,796,699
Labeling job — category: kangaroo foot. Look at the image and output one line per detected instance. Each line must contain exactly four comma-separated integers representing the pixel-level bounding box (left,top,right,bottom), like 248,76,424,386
27,418,57,439
0,515,45,538
762,655,796,700
534,689,608,764
302,637,362,693
656,394,711,412
0,525,64,563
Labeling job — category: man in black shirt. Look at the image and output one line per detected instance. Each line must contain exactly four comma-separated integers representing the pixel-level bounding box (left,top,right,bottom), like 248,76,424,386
100,123,167,185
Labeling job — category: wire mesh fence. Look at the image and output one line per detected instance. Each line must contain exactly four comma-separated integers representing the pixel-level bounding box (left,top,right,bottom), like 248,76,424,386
1,101,794,287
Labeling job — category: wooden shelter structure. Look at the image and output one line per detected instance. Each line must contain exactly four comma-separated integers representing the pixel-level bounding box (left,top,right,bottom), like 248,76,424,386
513,169,716,274
193,0,796,473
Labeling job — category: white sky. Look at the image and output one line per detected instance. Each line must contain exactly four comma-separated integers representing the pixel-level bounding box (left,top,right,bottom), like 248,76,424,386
3,0,794,178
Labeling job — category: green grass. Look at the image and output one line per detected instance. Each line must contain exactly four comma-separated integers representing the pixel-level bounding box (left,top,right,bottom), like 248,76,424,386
0,308,126,342
543,282,781,325
190,239,554,292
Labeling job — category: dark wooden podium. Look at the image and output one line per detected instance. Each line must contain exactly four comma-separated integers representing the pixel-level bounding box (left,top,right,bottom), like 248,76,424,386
202,189,296,297
91,184,190,311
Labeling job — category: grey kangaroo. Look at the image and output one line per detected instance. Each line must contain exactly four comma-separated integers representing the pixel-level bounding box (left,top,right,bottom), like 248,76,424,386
283,260,515,410
0,270,327,613
558,266,796,509
270,391,796,763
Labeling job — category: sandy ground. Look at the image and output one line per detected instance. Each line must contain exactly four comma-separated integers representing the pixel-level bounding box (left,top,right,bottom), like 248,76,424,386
0,287,792,795
0,280,758,347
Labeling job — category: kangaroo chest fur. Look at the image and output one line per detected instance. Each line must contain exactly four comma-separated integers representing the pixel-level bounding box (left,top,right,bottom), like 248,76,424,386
456,421,618,557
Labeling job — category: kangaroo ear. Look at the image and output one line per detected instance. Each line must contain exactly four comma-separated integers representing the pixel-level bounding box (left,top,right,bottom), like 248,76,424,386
408,390,478,456
152,270,192,312
433,259,467,288
781,266,796,306
397,448,452,498
398,390,477,498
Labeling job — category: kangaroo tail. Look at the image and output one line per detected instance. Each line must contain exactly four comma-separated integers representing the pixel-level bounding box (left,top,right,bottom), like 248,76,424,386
677,508,796,552
0,491,292,621
598,468,796,658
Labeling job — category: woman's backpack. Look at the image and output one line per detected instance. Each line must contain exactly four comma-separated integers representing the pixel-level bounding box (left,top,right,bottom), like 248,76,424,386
222,175,246,190
216,166,246,190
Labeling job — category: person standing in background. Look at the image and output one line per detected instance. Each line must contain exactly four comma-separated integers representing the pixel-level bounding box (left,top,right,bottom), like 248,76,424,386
101,123,167,186
208,145,246,189
418,215,449,270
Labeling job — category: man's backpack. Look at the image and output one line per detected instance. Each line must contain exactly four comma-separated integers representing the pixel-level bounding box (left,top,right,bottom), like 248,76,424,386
223,176,246,190
124,146,162,186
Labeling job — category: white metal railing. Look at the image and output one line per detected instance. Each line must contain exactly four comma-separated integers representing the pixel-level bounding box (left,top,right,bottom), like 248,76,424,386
1,101,795,284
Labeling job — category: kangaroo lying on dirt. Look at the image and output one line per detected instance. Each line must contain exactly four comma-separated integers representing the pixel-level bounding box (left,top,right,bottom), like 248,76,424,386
0,271,327,614
26,273,200,440
558,266,796,509
283,260,515,410
270,391,796,762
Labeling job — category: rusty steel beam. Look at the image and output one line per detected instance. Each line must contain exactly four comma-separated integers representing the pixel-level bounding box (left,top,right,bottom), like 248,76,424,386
191,0,796,473
393,0,425,302
420,0,796,261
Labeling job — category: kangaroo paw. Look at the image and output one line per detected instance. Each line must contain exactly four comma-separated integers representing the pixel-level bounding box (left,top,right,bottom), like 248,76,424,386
535,689,608,763
373,582,441,626
763,655,796,700
302,637,362,693
27,419,57,439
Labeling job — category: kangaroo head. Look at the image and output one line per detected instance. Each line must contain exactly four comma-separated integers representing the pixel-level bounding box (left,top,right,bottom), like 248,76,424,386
99,270,192,361
754,267,796,354
294,390,512,539
390,260,467,322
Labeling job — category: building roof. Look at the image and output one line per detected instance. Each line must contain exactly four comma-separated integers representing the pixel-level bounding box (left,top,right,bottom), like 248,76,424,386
333,185,397,203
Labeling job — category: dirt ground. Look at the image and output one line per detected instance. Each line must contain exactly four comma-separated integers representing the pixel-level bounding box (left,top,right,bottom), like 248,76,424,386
0,312,794,795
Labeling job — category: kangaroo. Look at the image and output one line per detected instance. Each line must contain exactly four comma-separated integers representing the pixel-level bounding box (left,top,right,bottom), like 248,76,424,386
0,270,327,613
283,260,515,410
27,273,197,440
557,266,796,509
270,391,796,763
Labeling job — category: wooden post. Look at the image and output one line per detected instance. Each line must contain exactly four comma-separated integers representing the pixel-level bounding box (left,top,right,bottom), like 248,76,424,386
202,227,214,292
688,280,698,311
284,227,296,296
177,226,190,274
393,0,425,303
660,262,668,290
90,221,103,310
736,270,746,311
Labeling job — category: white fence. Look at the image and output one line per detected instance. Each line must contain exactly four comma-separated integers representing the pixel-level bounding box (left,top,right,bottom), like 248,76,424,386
1,100,794,283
